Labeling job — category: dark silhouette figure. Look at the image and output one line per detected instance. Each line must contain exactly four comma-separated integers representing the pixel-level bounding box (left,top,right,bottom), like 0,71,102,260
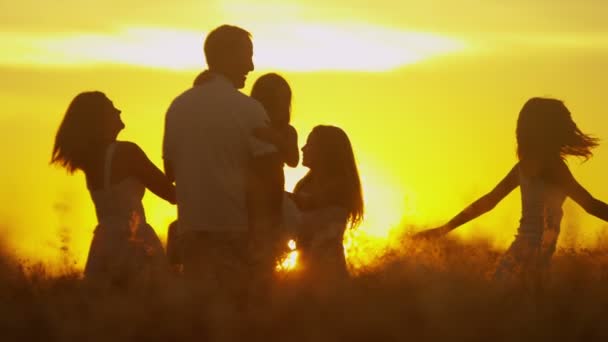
162,25,279,335
166,220,181,268
293,125,364,281
249,73,300,262
51,91,175,287
416,97,608,286
251,73,299,169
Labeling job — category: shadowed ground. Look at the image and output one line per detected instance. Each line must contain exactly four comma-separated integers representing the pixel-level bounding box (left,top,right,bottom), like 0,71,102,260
1,231,607,341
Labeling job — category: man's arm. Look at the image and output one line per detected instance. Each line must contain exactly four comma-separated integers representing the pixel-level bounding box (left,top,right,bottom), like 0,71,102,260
162,102,176,184
246,100,279,158
245,100,283,222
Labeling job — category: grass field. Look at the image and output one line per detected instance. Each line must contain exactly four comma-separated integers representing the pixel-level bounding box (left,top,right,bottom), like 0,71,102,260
1,231,607,341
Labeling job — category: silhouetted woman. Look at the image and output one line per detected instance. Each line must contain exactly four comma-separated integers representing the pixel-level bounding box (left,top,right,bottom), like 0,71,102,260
293,125,364,279
51,91,176,287
416,98,608,285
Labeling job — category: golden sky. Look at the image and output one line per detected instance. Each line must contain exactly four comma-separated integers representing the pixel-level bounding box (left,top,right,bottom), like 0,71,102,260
1,0,608,271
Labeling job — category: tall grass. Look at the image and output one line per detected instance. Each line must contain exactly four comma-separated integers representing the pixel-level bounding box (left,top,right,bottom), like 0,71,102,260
0,230,607,341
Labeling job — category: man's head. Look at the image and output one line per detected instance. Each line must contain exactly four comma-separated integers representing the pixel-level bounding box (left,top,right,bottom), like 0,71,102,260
204,25,254,89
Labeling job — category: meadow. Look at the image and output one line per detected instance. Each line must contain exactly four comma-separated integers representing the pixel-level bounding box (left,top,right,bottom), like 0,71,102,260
1,228,607,341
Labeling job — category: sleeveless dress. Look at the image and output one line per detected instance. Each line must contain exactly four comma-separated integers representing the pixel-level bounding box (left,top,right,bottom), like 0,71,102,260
298,206,349,278
494,166,566,283
85,142,166,283
291,183,350,278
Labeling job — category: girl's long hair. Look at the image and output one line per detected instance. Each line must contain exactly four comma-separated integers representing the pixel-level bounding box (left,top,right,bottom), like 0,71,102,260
295,125,364,228
517,97,598,166
51,91,112,173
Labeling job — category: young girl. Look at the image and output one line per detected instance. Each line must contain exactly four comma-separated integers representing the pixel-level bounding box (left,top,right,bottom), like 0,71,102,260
416,98,608,285
250,73,300,241
51,91,176,286
293,125,364,279
251,72,299,172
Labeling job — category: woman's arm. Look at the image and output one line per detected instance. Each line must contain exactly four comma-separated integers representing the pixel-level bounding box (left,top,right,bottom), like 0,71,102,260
416,163,520,239
555,160,608,221
124,142,176,204
164,159,175,183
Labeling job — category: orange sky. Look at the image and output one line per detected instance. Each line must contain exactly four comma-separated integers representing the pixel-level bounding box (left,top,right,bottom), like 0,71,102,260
1,0,608,271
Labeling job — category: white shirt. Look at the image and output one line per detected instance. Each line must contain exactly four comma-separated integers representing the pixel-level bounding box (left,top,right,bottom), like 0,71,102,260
163,73,276,233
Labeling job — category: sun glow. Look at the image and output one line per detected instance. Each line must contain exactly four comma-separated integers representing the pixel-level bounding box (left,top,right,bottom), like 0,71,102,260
283,164,412,273
342,170,415,271
0,24,466,72
276,239,299,273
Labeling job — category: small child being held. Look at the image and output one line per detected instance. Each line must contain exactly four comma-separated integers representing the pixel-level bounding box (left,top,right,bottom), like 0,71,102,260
250,73,301,255
251,73,299,171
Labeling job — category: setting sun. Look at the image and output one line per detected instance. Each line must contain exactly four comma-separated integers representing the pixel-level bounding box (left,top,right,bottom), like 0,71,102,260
276,239,299,273
2,1,608,339
1,0,607,275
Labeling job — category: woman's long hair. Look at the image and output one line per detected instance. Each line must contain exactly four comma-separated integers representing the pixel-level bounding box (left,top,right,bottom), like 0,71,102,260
517,97,598,166
296,125,364,228
51,91,113,173
251,73,292,127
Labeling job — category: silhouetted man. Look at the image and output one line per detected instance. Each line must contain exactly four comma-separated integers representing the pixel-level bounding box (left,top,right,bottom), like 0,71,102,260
162,25,277,334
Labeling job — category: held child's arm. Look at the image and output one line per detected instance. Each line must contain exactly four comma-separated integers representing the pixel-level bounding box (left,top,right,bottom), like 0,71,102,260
415,164,520,239
284,125,299,168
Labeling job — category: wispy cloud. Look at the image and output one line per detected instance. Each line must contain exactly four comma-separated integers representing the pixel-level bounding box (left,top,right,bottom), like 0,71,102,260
0,24,467,71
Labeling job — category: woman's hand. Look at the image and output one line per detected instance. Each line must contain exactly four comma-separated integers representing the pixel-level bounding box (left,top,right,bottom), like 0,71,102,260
413,225,451,240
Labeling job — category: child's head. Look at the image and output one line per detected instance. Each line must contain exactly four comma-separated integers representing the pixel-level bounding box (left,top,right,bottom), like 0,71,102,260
251,73,292,126
516,97,598,162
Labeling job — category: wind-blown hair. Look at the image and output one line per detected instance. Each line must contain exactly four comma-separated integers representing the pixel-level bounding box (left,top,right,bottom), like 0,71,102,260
51,91,112,173
517,97,599,163
296,125,364,228
251,73,292,127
